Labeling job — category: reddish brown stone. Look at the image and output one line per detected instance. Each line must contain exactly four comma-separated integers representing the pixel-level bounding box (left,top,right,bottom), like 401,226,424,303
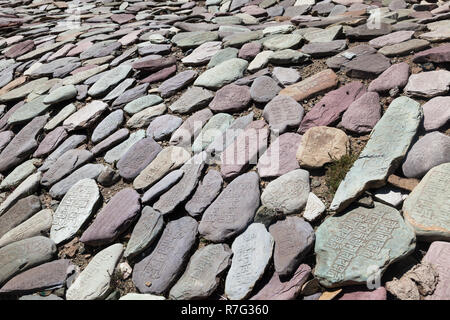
132,56,177,72
140,65,177,84
4,40,35,59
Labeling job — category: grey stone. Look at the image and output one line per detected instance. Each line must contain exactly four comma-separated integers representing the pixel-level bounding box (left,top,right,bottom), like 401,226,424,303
250,76,282,103
88,64,132,97
158,70,198,98
63,100,108,131
141,169,184,204
169,86,214,114
40,134,87,172
194,58,248,90
123,95,163,115
7,96,50,125
0,172,41,216
185,169,223,217
263,94,304,135
104,129,146,164
0,195,41,239
0,159,37,191
91,128,129,156
146,115,182,141
43,85,77,104
91,110,124,144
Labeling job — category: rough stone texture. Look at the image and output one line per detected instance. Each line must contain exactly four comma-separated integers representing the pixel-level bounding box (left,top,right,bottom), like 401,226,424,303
423,241,450,300
80,188,141,246
141,170,184,204
368,62,410,93
199,172,260,242
404,70,450,98
422,96,450,131
91,110,124,144
194,58,248,89
104,130,146,164
314,202,416,288
261,169,310,215
209,83,251,112
185,169,223,217
225,223,274,300
50,179,101,245
0,195,41,239
170,108,213,148
402,132,450,179
132,216,198,294
169,244,232,300
403,163,450,241
146,115,182,141
330,96,422,212
63,100,108,131
341,92,381,133
66,243,123,300
33,126,68,158
170,86,214,114
263,94,304,135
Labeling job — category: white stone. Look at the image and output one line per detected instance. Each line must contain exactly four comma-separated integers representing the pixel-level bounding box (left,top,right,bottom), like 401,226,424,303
303,192,326,222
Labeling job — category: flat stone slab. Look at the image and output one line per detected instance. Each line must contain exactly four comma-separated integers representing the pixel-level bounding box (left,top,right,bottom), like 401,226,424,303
50,178,101,245
199,171,260,242
220,120,269,179
170,108,213,148
88,64,132,97
0,172,41,216
153,154,205,215
261,169,310,214
272,67,301,85
368,62,410,93
403,163,450,241
330,96,422,212
404,70,450,98
279,69,338,101
182,41,222,65
209,83,251,113
257,132,302,178
0,159,37,191
116,137,162,180
91,110,124,144
104,130,146,164
169,86,214,114
43,85,77,104
0,195,41,239
251,264,311,300
402,132,450,179
91,129,130,156
132,216,198,294
422,96,450,131
34,126,68,158
343,53,391,79
269,217,315,277
225,223,274,300
141,170,184,204
298,81,366,133
250,76,282,104
301,40,347,57
124,95,163,115
169,244,232,300
66,243,123,300
423,241,450,300
314,202,416,288
192,113,234,153
40,134,87,171
63,100,108,131
194,58,248,90
297,126,349,169
158,70,198,98
413,43,450,63
0,209,53,248
80,188,141,246
124,206,164,259
378,39,430,57
7,96,50,125
185,169,223,217
146,115,182,141
0,259,74,294
0,236,56,286
133,146,191,191
369,31,415,49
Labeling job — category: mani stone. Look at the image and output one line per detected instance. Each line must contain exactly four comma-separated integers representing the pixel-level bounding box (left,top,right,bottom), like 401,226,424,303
34,126,68,158
423,241,450,300
182,41,222,65
298,81,366,133
369,31,415,49
422,96,450,131
91,110,124,144
185,169,223,217
220,120,269,179
263,34,303,51
368,62,410,93
153,153,205,215
413,43,450,63
0,172,41,216
50,179,101,245
133,146,191,191
0,259,74,294
303,192,326,222
158,70,198,98
403,163,450,241
0,77,49,103
208,47,239,69
199,171,260,243
66,243,123,300
0,115,47,173
146,115,182,141
170,86,214,114
378,39,430,57
0,209,53,248
343,53,391,79
251,264,311,300
124,95,163,115
225,223,274,300
7,96,50,125
209,83,251,113
92,128,130,156
40,134,87,171
279,69,338,101
170,108,213,148
402,132,450,179
194,58,249,90
296,126,349,169
272,67,301,85
112,83,150,108
63,100,108,131
341,92,382,134
301,40,347,57
0,236,56,286
192,113,234,153
132,216,198,294
330,96,422,212
80,188,141,246
250,76,282,104
44,103,76,131
257,133,302,178
104,129,146,164
261,169,310,215
0,195,41,239
117,138,162,180
404,70,450,98
88,64,132,97
248,51,273,73
314,202,416,288
41,149,93,187
43,85,77,104
124,206,164,259
171,31,219,49
0,159,37,191
141,170,184,204
263,94,304,135
169,244,232,300
126,103,166,129
269,217,315,277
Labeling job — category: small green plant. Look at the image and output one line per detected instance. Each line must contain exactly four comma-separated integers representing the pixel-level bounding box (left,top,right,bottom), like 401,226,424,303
325,152,359,195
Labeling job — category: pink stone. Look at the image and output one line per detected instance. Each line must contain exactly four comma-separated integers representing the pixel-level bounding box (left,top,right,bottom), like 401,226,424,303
338,286,387,300
423,241,450,300
413,43,450,63
341,92,381,133
209,83,251,112
422,96,450,131
4,40,35,59
110,13,135,25
140,65,177,84
368,62,410,92
238,42,262,61
298,81,366,134
369,31,415,49
67,41,93,57
241,5,267,17
119,30,141,46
